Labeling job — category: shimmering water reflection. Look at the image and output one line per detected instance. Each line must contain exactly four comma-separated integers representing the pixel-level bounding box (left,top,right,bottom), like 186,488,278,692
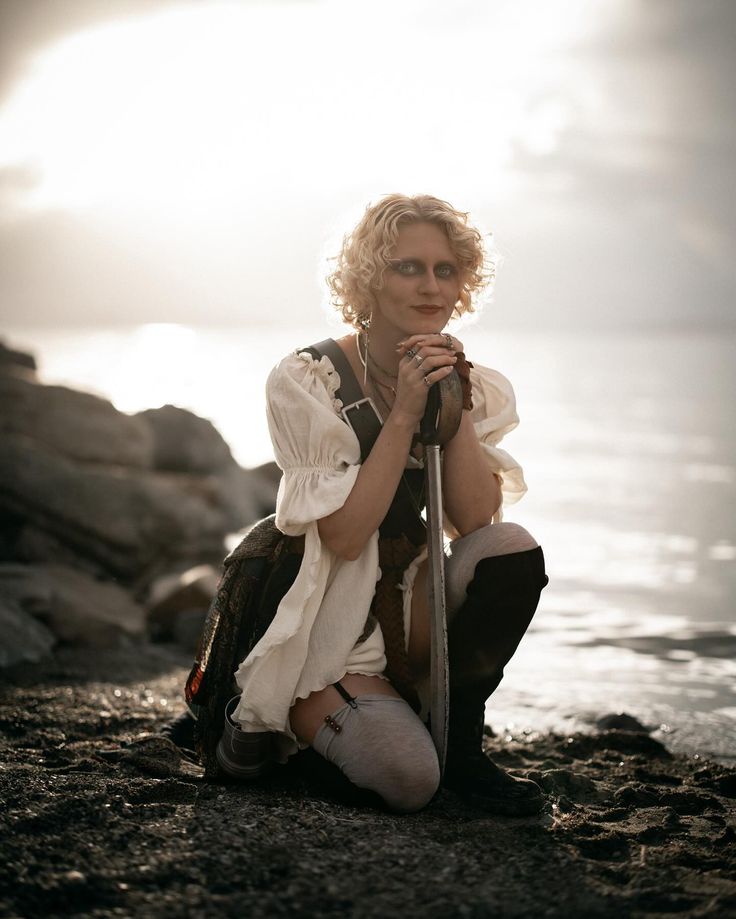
473,328,736,763
490,623,736,764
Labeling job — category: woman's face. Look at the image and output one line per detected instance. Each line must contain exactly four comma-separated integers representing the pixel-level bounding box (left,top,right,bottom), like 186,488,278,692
369,221,461,339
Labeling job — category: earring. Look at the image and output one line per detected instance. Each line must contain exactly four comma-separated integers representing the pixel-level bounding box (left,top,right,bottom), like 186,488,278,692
362,330,369,385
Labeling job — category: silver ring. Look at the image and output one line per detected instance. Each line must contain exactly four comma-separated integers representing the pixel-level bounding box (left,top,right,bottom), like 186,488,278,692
413,353,424,366
423,373,432,386
442,333,453,349
405,347,417,360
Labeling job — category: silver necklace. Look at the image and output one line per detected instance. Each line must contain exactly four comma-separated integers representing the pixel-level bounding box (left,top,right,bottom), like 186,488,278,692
358,332,398,388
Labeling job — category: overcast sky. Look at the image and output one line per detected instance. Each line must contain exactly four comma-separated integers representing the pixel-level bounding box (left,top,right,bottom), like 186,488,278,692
1,0,734,331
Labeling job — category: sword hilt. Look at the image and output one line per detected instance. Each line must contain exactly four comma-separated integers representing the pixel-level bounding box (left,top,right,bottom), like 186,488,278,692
419,368,464,446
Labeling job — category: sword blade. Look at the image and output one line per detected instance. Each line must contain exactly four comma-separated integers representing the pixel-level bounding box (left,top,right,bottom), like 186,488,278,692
425,443,449,774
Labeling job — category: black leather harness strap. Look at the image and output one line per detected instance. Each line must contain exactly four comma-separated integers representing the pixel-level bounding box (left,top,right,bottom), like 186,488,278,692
305,338,382,463
300,338,426,545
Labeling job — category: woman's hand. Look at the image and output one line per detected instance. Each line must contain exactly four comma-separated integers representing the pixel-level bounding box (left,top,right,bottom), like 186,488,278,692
392,332,463,426
395,332,500,534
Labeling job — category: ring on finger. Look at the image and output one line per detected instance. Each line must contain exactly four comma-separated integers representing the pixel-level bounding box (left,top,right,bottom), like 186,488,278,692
442,333,453,349
413,353,424,366
423,373,432,386
405,347,417,360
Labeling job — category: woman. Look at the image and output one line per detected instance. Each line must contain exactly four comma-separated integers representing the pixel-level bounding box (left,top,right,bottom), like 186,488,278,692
228,194,548,814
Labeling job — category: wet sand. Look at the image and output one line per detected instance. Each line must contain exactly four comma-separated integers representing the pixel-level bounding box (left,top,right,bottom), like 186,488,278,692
1,645,735,919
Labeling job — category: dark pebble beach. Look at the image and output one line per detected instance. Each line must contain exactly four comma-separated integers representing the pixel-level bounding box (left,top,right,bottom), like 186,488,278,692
1,644,735,919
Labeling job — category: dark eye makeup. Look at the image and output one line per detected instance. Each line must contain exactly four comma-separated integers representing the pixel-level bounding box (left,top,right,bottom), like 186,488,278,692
388,259,457,279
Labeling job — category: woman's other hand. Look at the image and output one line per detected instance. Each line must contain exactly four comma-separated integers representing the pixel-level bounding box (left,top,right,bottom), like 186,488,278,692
392,332,461,426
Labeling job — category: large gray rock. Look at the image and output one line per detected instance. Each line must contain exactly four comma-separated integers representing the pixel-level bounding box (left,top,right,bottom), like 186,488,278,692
212,463,276,532
135,406,278,525
0,562,53,613
0,597,56,668
0,434,235,583
137,404,233,474
0,340,36,375
36,563,147,646
8,525,103,579
0,359,279,599
0,562,146,648
0,374,153,468
146,563,218,641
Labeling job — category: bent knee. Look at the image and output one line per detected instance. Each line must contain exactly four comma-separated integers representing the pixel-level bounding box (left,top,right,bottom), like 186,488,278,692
478,521,538,555
450,522,538,563
374,754,441,813
447,523,540,613
312,697,440,813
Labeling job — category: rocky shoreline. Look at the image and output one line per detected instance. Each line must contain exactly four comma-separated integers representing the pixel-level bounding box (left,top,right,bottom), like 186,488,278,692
0,339,278,668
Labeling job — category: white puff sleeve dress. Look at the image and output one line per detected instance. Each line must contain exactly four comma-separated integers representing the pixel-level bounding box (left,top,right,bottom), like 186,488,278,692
232,348,526,761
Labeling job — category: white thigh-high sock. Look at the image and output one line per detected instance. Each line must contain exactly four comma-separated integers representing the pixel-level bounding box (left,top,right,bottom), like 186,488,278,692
311,693,440,813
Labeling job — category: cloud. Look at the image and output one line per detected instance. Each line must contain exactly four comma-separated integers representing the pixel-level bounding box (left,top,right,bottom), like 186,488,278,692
498,0,736,323
1,0,734,331
0,0,186,103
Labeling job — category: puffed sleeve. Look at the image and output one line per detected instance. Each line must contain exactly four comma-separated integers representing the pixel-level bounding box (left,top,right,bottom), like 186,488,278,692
468,363,527,506
267,351,362,535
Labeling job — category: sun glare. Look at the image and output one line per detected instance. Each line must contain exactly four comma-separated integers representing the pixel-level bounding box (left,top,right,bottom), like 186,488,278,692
0,0,605,217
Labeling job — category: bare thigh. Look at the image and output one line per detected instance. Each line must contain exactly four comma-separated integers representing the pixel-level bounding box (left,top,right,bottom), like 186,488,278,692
289,673,401,745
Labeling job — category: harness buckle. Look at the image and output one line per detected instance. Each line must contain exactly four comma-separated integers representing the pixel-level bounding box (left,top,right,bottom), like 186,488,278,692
340,396,382,431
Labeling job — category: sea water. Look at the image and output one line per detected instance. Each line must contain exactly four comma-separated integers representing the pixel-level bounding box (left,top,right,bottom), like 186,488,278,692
5,321,735,763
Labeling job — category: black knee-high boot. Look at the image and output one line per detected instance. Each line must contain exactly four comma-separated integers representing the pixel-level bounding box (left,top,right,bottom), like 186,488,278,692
444,545,549,815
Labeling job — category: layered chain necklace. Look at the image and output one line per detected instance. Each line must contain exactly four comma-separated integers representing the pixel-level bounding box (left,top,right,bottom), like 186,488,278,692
357,332,398,417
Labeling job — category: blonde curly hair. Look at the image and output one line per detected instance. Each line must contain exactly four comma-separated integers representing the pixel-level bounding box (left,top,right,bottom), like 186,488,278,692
326,193,494,329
